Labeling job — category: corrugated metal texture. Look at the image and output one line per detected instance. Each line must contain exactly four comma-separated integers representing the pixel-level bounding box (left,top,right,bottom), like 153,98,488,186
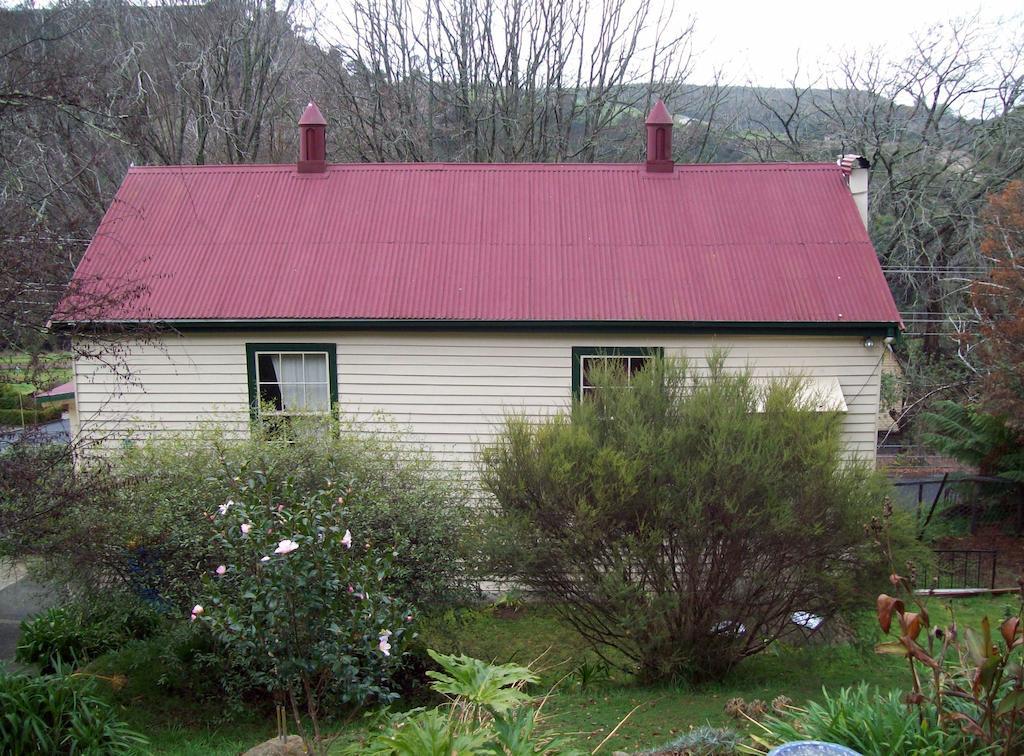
35,381,74,401
57,162,902,325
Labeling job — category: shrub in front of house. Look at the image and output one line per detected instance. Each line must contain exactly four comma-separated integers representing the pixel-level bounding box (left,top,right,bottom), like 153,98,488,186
13,420,475,612
194,473,415,752
480,354,905,683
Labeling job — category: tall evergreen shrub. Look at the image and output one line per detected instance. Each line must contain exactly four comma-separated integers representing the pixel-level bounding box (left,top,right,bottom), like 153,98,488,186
481,354,900,682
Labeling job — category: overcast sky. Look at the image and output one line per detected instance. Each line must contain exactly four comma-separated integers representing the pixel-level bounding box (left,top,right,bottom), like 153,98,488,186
689,0,1022,87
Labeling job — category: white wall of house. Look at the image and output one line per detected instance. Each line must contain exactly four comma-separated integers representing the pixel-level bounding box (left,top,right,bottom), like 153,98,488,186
73,330,884,469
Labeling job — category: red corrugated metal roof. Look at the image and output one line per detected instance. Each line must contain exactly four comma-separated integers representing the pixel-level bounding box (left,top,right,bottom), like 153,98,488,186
55,161,902,326
35,381,74,402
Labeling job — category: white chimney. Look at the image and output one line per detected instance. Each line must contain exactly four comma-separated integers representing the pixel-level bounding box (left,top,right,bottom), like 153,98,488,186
837,154,870,229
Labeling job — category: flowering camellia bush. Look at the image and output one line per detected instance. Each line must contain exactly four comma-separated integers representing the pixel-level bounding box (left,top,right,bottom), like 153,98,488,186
195,465,414,752
4,423,474,614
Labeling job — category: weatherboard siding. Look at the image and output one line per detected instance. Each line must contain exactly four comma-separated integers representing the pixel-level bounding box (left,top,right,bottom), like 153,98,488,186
72,331,883,468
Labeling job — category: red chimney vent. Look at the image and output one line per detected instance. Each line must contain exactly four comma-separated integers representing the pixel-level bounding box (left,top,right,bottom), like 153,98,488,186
645,99,674,173
298,101,327,174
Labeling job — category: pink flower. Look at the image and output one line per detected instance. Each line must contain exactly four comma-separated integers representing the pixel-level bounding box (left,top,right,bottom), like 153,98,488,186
215,565,227,576
274,539,299,555
241,523,252,536
341,530,352,549
260,556,270,562
347,585,354,593
378,631,392,656
190,604,204,621
406,614,414,622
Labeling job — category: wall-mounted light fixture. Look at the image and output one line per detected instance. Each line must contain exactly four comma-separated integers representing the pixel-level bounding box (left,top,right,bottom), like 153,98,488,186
863,337,875,349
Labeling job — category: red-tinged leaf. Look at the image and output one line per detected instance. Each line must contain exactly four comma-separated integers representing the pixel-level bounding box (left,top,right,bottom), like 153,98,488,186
900,611,924,641
995,689,1024,717
1002,617,1021,648
877,594,905,634
946,711,987,740
902,636,941,670
977,656,1001,697
875,641,909,657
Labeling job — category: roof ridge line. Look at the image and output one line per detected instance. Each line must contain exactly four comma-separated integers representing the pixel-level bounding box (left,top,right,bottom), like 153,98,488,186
126,161,841,173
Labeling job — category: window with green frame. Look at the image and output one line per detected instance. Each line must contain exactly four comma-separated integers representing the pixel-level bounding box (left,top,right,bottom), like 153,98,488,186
571,346,663,399
245,343,338,420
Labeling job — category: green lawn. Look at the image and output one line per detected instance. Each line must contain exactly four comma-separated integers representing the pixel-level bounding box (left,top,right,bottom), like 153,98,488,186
0,351,73,390
84,594,1018,754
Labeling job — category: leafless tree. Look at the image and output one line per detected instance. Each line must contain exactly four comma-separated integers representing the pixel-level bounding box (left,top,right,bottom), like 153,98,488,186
749,18,1024,356
312,0,727,163
0,0,313,383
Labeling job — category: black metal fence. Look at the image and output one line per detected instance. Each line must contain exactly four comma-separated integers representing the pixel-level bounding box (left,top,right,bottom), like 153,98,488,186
924,549,998,590
890,473,1019,537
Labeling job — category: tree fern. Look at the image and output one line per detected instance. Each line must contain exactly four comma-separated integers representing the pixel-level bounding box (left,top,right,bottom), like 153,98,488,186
921,401,1024,481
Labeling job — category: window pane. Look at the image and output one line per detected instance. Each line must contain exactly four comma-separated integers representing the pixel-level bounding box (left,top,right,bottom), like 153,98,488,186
271,354,300,411
257,354,278,383
582,356,630,388
259,382,283,411
628,357,650,377
256,354,283,411
280,354,304,383
305,384,330,411
304,354,328,383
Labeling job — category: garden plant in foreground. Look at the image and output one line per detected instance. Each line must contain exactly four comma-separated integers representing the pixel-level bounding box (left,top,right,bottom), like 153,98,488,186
0,670,146,754
868,510,1024,753
747,505,1024,755
353,650,587,755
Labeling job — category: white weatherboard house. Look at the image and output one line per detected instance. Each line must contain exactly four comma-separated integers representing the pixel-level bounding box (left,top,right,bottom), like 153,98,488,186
51,101,902,472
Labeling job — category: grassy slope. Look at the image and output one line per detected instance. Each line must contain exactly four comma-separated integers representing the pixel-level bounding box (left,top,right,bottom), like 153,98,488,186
0,351,73,391
88,594,1018,754
420,606,901,753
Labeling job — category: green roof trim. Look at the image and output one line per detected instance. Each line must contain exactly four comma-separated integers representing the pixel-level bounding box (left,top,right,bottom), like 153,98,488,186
53,319,901,338
36,392,75,404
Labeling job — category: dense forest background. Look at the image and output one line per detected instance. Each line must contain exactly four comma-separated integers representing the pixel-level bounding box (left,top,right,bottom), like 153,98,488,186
2,0,1023,447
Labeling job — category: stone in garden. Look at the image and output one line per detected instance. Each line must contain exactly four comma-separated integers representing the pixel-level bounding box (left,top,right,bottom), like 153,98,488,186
241,735,308,755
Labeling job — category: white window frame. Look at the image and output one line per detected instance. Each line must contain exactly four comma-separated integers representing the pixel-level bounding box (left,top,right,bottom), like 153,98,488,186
572,346,662,398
